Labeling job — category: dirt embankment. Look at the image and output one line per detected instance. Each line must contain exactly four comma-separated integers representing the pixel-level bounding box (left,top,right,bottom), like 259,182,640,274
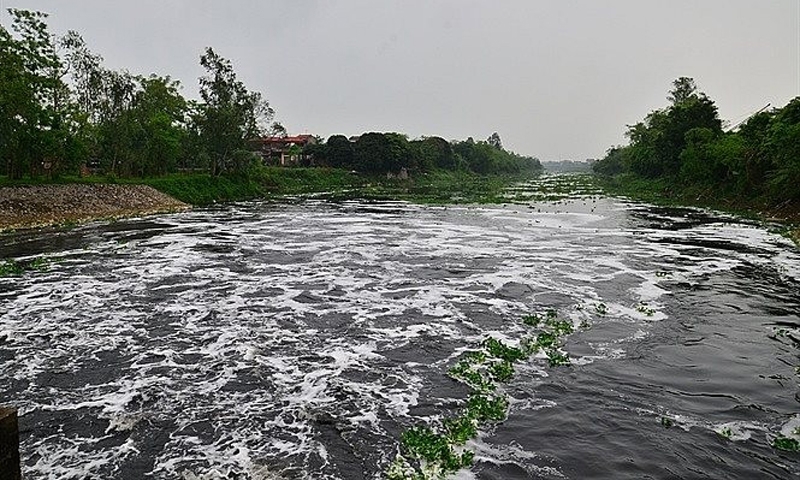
0,184,189,232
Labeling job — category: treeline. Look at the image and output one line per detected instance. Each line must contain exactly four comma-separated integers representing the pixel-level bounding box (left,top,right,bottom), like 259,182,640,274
593,77,800,204
309,132,542,176
1,10,541,182
0,9,281,180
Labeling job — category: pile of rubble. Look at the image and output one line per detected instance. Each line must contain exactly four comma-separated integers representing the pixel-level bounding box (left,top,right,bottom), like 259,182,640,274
0,184,189,231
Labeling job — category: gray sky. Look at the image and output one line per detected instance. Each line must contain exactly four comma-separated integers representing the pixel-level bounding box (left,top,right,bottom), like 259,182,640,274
4,1,799,160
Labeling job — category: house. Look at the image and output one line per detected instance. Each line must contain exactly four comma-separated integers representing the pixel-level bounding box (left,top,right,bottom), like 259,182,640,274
251,134,317,166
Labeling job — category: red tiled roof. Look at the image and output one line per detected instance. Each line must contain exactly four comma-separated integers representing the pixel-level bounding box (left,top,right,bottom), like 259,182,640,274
257,134,314,144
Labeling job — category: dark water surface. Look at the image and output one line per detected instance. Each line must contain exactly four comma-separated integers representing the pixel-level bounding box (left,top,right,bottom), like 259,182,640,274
1,178,799,479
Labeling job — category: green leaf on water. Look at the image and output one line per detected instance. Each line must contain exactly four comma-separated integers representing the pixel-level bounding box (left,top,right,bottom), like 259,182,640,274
546,348,570,367
466,393,508,423
483,337,527,363
488,359,515,382
773,436,800,452
443,415,477,445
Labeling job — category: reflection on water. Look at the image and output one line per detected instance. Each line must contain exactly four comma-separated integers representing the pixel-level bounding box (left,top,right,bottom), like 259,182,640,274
1,178,798,479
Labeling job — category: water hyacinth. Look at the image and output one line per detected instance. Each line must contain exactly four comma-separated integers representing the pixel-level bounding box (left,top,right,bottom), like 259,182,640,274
387,308,585,479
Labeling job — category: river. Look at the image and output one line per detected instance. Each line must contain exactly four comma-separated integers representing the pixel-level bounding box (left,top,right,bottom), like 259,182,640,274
1,175,799,479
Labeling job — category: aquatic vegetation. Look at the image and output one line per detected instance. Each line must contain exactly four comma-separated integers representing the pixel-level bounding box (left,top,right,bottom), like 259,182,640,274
447,359,495,392
443,416,478,445
483,337,527,363
488,359,515,382
660,417,674,428
546,318,574,336
535,332,558,349
595,303,608,315
717,427,733,439
0,260,25,277
772,436,800,452
636,303,656,316
546,349,570,367
401,426,474,471
522,313,542,327
387,307,585,479
0,257,50,277
466,393,508,423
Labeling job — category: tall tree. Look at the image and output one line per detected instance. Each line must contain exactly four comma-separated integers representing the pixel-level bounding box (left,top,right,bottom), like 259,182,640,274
487,132,503,150
196,47,273,176
0,10,67,178
667,77,698,105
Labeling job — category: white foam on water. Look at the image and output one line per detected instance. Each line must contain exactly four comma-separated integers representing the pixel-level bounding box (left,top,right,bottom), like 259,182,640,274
467,437,566,478
2,196,797,479
779,414,800,439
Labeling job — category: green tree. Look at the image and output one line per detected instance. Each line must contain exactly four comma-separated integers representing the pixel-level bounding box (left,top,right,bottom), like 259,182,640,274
764,97,800,201
413,136,455,171
353,132,414,174
326,134,355,169
487,132,503,150
0,9,68,179
624,77,722,178
196,47,274,176
127,75,187,176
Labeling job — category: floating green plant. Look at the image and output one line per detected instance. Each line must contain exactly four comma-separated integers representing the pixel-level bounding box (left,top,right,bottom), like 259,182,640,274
535,332,558,349
401,426,473,471
443,415,477,445
448,359,495,392
660,417,674,428
0,261,25,277
466,393,508,423
387,307,586,479
595,303,608,315
636,303,656,316
483,338,527,363
772,436,800,452
545,318,574,336
0,257,50,277
546,349,570,367
522,313,542,327
488,360,515,382
717,427,733,439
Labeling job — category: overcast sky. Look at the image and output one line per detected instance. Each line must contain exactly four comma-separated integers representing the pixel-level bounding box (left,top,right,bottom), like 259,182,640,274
3,1,799,160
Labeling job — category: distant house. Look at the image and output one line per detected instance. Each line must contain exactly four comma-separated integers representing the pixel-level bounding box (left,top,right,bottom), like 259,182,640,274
251,134,317,166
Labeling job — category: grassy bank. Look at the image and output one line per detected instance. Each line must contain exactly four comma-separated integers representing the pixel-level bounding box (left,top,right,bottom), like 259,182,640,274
141,169,533,205
141,168,364,205
0,168,537,207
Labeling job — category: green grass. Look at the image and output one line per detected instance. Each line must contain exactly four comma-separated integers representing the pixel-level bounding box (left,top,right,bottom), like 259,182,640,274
1,168,536,207
141,168,364,205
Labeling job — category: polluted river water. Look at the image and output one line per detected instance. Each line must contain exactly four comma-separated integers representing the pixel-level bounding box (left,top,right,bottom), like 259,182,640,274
1,175,799,479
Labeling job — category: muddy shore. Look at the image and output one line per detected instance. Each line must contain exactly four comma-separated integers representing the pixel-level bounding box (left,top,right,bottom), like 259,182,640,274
0,184,189,232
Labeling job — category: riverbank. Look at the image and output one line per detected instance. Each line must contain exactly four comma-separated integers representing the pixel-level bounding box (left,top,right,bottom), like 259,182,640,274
0,184,189,232
0,169,536,232
595,174,800,245
142,169,529,206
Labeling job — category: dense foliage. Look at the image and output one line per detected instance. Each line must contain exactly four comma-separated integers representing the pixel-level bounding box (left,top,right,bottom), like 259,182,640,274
1,10,541,183
310,132,541,176
0,10,277,179
593,77,800,205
